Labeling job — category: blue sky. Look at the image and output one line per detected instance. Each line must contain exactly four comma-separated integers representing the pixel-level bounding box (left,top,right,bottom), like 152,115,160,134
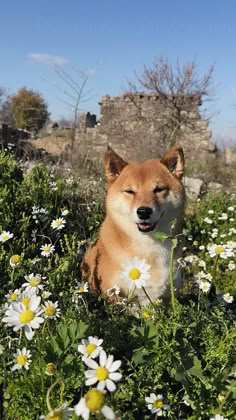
1,0,236,146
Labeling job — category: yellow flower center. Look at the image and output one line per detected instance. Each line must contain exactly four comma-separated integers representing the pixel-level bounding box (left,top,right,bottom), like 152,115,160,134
10,293,17,301
79,286,84,293
96,366,109,381
2,234,10,241
16,354,27,366
44,305,56,317
86,343,97,355
215,246,225,254
143,311,151,319
46,363,56,375
85,389,105,412
10,255,21,266
55,220,62,226
19,309,35,323
21,297,30,309
43,246,50,253
46,410,63,420
129,268,141,280
29,278,40,287
154,400,164,409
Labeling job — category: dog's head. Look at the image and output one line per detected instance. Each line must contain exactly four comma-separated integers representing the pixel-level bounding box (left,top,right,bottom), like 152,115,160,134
104,145,185,235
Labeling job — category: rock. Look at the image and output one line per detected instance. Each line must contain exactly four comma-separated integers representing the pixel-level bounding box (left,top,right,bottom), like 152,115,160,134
184,176,205,199
207,182,224,193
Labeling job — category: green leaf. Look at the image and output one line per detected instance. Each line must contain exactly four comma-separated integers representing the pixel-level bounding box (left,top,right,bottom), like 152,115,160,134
152,231,169,241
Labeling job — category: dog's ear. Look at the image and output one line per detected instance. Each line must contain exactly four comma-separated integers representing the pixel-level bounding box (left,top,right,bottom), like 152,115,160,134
104,146,128,181
161,145,184,180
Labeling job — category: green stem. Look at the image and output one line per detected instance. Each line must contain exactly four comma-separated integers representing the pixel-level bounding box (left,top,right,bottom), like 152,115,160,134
141,286,156,311
46,380,60,412
169,239,177,316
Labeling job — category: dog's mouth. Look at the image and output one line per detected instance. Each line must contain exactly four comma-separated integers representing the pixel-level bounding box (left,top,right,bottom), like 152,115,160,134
137,221,157,233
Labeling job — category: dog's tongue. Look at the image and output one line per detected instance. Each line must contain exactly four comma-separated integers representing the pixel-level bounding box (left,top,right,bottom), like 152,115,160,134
138,223,152,230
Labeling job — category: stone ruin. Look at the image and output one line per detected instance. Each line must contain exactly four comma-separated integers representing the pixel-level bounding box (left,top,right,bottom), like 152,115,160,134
76,93,217,163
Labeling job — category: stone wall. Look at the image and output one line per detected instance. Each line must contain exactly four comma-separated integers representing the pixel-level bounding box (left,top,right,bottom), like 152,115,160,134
75,93,216,163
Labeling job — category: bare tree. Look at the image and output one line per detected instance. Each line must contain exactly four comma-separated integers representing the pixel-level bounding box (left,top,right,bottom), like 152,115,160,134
54,66,90,154
0,88,14,125
124,57,215,148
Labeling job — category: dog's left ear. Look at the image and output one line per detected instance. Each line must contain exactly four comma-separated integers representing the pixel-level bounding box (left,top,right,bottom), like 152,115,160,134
104,146,128,181
161,145,184,180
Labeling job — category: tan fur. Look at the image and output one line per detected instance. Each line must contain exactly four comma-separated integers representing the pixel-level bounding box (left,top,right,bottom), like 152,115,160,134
82,145,185,305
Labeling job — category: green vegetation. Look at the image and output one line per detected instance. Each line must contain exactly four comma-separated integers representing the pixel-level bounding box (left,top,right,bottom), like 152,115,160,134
0,150,235,419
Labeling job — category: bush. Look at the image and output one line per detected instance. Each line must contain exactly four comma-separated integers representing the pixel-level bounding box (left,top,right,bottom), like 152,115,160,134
0,150,235,419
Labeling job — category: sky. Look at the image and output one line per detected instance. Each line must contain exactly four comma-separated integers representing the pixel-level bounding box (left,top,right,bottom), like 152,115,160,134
1,0,236,147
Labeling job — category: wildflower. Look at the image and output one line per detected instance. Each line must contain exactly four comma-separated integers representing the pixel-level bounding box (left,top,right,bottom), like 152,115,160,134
198,259,206,269
78,336,104,361
49,181,58,191
42,403,74,419
11,347,32,371
210,415,228,420
198,280,211,293
77,282,89,294
204,217,213,224
22,273,44,293
40,244,55,257
120,257,150,289
51,217,66,230
229,227,236,235
61,209,69,216
223,293,234,304
10,254,21,267
145,393,170,416
218,213,228,220
199,245,205,250
74,389,115,420
84,349,122,392
226,240,236,249
18,290,35,309
208,209,214,214
41,290,52,299
43,301,61,319
2,294,44,340
0,230,14,243
195,271,206,281
5,289,21,303
45,362,56,376
184,255,199,264
106,285,121,297
228,261,235,271
208,244,234,259
228,206,234,211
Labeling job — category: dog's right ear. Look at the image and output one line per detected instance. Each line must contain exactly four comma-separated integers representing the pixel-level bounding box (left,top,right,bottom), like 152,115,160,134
104,146,128,181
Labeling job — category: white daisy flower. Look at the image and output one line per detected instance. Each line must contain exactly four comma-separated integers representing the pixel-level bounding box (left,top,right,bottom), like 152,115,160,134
22,273,44,293
227,261,235,271
9,254,21,267
74,389,115,420
11,347,32,371
40,244,55,257
204,217,213,224
145,393,170,416
106,284,121,297
210,415,228,420
78,336,104,361
218,213,228,220
198,259,206,269
18,289,35,309
51,218,66,230
208,209,214,214
184,255,199,264
41,290,52,299
84,349,122,392
198,280,211,293
0,230,14,243
226,240,236,249
61,209,69,216
42,403,74,419
223,293,234,304
120,257,150,289
77,282,89,294
195,271,206,281
5,289,21,303
227,206,234,211
2,294,44,340
42,301,61,319
207,244,234,259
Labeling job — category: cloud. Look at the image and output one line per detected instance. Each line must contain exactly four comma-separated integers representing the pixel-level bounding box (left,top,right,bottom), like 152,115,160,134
28,53,69,66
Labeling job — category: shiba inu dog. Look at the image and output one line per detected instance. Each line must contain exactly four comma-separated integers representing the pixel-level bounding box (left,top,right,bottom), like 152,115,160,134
82,145,185,305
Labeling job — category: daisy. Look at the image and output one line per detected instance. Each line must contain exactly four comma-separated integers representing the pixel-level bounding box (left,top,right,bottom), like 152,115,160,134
145,393,170,416
5,289,21,303
2,294,44,340
106,285,121,297
84,349,122,392
43,301,61,319
74,389,115,420
222,293,234,304
18,289,35,309
77,282,89,294
120,257,150,289
42,403,73,420
218,213,228,220
210,415,228,420
51,217,66,230
78,336,104,361
11,347,32,371
40,243,55,257
198,280,211,293
204,217,213,224
0,230,14,243
207,244,234,259
228,261,235,271
41,290,52,299
61,209,69,216
22,273,44,293
10,254,21,267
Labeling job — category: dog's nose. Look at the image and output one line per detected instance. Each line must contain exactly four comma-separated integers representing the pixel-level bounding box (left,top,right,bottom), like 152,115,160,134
137,206,153,220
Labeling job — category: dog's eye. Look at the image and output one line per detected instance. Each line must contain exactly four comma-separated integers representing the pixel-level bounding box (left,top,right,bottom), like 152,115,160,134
124,189,135,195
153,186,168,193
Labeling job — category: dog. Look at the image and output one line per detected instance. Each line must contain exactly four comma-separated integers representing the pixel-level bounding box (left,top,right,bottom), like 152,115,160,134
81,145,185,306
